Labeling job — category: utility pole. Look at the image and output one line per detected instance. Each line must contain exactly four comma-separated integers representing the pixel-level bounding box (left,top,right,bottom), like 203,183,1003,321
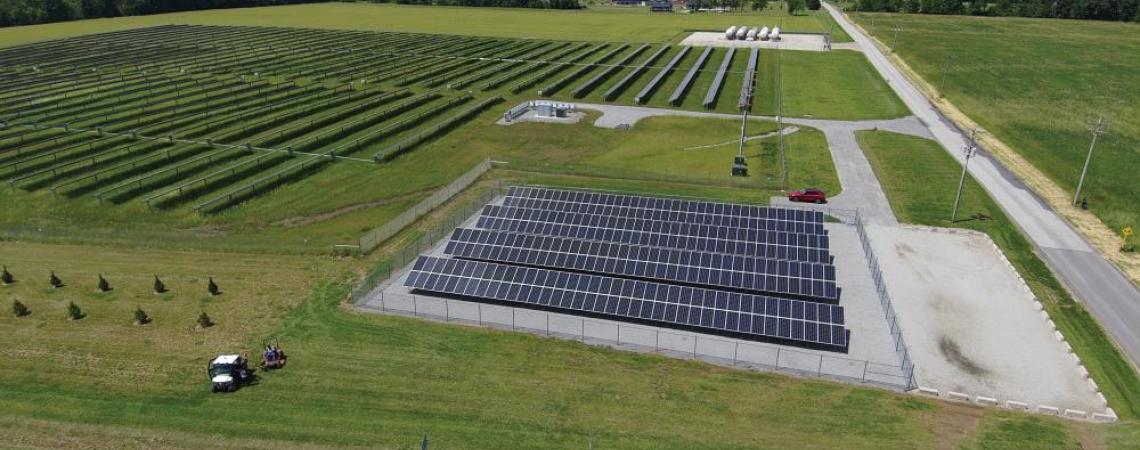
951,128,980,223
938,53,953,98
891,25,901,52
1073,116,1108,206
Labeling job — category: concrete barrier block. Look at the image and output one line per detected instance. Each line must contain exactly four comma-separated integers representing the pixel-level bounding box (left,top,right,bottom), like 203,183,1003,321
917,387,939,396
1006,400,1029,410
1078,365,1090,378
1063,341,1073,353
1037,405,1060,415
1034,301,1044,311
1063,409,1088,419
1092,412,1118,423
975,396,998,406
947,391,969,402
1089,378,1099,392
1096,392,1107,405
1071,353,1082,365
1046,319,1056,330
1054,330,1065,342
1039,310,1049,320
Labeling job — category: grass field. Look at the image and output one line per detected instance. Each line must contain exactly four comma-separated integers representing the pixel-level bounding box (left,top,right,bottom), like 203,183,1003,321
850,12,1140,236
0,3,850,48
3,235,1134,449
857,130,1140,424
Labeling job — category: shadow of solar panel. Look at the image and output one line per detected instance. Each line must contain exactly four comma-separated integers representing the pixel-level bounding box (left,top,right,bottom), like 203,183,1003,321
405,256,849,352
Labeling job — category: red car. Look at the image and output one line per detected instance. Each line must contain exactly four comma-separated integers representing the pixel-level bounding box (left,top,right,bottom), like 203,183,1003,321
787,188,827,204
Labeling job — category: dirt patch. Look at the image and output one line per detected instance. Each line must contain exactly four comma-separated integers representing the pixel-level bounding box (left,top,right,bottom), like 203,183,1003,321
273,190,431,228
939,336,988,377
855,20,1140,289
919,401,985,450
895,242,914,257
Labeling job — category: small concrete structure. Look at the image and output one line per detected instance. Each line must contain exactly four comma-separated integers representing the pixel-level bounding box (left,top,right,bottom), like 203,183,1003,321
534,101,575,119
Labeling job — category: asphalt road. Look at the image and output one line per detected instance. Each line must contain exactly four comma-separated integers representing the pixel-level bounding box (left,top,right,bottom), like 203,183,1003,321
823,2,1140,369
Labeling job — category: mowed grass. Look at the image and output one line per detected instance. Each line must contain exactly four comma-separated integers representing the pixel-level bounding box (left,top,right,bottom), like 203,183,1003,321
779,50,908,120
851,12,1140,234
857,130,1140,422
0,3,842,47
0,244,1117,448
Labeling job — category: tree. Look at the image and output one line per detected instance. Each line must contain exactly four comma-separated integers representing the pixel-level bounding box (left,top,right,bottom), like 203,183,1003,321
751,0,767,10
153,274,167,294
787,0,807,14
67,301,84,320
12,299,30,317
98,274,112,292
1,266,13,285
134,306,150,325
197,311,213,328
807,0,821,9
50,271,64,288
208,276,221,296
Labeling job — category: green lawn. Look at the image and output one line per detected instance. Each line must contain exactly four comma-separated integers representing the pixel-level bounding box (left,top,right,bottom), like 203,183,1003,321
1,236,1123,449
778,50,909,120
850,12,1140,235
0,2,845,47
857,130,1140,423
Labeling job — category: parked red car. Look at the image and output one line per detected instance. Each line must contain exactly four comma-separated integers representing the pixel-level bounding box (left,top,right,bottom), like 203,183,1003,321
787,188,827,204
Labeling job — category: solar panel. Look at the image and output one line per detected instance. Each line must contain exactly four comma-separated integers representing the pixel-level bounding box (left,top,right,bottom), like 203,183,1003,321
471,215,829,264
508,186,824,224
483,204,822,238
406,256,849,351
502,196,826,234
445,228,839,303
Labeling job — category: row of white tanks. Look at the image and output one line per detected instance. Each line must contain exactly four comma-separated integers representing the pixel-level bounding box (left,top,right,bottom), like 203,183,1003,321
724,25,781,41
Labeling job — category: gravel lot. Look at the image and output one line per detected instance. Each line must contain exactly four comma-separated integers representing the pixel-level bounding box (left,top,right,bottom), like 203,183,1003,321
679,32,828,52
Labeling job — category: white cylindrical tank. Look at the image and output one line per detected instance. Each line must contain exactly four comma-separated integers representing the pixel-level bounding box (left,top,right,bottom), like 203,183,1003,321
770,26,781,41
759,26,770,40
746,27,758,41
736,26,748,40
725,26,738,40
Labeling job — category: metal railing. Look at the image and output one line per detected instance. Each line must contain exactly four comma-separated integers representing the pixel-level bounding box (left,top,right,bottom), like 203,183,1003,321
854,209,918,390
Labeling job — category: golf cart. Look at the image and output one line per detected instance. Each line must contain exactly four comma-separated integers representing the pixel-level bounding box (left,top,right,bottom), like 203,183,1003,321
208,354,252,393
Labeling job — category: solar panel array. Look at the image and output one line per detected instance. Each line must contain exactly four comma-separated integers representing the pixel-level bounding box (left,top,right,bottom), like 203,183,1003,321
405,187,849,352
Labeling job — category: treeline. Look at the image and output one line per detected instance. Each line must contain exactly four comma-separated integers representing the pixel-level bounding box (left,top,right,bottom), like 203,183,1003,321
388,0,581,8
0,0,581,28
854,0,1140,21
0,0,326,27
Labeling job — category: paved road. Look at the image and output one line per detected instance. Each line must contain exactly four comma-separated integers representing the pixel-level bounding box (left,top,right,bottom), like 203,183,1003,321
824,2,1140,369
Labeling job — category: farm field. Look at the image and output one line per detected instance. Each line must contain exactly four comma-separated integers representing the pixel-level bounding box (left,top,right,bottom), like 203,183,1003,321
0,21,893,253
850,12,1140,235
2,237,1135,449
0,3,851,48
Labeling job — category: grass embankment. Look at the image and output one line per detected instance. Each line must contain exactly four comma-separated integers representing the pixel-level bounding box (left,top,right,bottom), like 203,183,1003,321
851,12,1140,237
857,130,1140,423
0,237,1120,448
0,2,846,47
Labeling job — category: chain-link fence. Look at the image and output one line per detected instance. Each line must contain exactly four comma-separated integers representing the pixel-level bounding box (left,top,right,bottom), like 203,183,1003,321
854,210,917,391
363,291,914,390
353,158,493,255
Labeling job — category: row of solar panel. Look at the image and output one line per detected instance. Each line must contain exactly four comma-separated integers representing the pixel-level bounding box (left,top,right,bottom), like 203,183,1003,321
445,240,839,303
508,186,825,224
407,256,848,349
502,196,827,236
483,205,823,238
450,227,837,286
476,215,832,254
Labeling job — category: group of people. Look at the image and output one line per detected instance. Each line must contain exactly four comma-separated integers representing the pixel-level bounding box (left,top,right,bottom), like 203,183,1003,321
263,344,283,363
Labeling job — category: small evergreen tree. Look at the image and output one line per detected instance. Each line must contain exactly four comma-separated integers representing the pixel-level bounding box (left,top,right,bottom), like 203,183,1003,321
153,275,167,294
98,274,112,292
208,277,220,296
67,301,84,320
197,311,213,328
50,271,64,288
1,266,13,285
134,306,150,325
12,299,29,317
807,0,821,10
786,0,807,14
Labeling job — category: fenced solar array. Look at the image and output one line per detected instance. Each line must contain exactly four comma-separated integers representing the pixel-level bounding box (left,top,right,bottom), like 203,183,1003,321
0,25,765,212
406,187,849,352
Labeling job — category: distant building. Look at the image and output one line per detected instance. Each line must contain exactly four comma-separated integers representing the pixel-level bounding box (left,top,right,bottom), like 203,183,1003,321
650,0,673,11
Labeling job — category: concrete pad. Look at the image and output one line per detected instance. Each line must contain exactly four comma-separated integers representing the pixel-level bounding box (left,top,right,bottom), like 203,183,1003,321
680,32,828,52
868,225,1103,412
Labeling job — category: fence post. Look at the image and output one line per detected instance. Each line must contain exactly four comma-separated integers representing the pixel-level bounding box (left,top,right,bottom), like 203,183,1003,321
862,360,869,382
512,309,516,330
775,347,782,368
817,354,823,376
413,295,418,316
733,342,739,366
445,300,449,322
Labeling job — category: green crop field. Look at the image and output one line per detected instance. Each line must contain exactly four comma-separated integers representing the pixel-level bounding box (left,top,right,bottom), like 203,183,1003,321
851,12,1140,234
